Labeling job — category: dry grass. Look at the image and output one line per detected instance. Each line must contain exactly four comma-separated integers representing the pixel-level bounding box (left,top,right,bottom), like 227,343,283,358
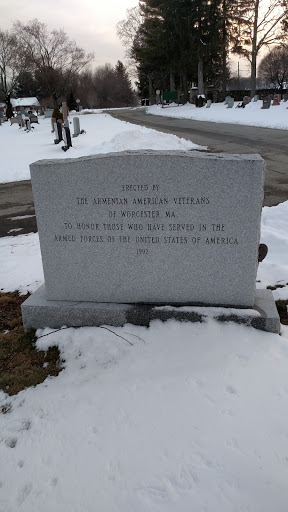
0,292,63,398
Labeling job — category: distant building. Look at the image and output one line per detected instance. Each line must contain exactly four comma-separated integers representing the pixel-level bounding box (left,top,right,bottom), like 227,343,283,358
11,97,41,111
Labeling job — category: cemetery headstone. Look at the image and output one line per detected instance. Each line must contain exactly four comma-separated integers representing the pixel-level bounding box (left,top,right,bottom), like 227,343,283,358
206,99,212,108
253,95,259,102
227,97,234,108
0,110,3,125
29,114,38,124
283,93,288,102
73,117,80,137
224,96,231,105
261,97,271,109
272,94,281,106
44,109,54,118
28,151,264,306
243,96,251,106
22,150,280,333
10,117,20,126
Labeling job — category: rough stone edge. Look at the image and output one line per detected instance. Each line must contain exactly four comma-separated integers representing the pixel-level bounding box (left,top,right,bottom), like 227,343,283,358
29,150,264,169
21,285,280,334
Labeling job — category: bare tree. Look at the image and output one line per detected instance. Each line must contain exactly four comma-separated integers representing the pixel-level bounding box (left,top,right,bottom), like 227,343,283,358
116,6,143,80
116,6,142,56
13,19,94,106
258,45,288,87
233,0,288,96
0,29,26,98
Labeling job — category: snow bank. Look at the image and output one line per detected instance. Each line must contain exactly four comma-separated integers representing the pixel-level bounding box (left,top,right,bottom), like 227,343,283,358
147,100,288,130
0,113,203,184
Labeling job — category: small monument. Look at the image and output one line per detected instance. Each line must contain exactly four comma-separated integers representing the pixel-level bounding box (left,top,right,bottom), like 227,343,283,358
272,94,281,106
21,151,280,333
261,97,271,109
73,117,81,137
226,97,234,108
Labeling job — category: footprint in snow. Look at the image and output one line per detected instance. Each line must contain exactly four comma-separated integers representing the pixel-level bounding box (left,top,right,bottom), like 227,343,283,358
5,437,17,448
225,385,238,396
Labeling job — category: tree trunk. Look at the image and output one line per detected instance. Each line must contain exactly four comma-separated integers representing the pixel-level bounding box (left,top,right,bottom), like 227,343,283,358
180,71,188,103
170,70,175,91
53,93,59,108
148,74,154,105
250,0,260,97
198,57,204,96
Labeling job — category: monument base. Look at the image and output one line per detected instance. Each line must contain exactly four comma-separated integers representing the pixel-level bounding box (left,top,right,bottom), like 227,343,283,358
21,285,280,334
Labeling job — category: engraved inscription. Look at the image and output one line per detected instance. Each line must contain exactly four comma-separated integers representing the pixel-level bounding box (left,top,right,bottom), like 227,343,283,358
53,184,239,256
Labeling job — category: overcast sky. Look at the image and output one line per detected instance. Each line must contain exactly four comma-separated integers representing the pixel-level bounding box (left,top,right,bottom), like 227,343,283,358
1,0,138,68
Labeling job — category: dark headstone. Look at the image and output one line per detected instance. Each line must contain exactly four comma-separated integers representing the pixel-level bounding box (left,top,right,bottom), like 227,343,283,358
261,97,271,109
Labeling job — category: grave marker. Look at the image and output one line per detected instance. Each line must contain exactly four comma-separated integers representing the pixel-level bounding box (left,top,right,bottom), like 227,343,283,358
272,94,281,105
261,97,271,109
227,97,234,108
22,151,280,333
44,109,54,118
73,117,80,137
29,151,264,306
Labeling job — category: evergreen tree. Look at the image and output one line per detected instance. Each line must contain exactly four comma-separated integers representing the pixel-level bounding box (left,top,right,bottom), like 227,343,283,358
131,0,224,99
114,61,134,106
14,70,39,97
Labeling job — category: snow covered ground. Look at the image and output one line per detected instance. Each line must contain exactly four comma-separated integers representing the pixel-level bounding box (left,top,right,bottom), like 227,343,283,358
0,111,202,184
147,99,288,130
1,109,288,512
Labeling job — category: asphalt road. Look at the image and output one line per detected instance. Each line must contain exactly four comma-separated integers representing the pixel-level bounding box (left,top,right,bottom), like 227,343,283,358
108,108,288,208
0,108,287,238
0,180,37,238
